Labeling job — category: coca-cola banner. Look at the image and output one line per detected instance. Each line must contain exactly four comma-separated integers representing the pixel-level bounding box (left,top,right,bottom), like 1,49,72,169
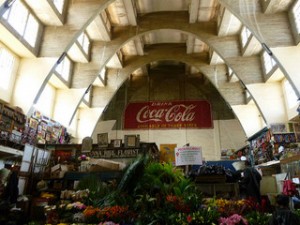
124,100,213,129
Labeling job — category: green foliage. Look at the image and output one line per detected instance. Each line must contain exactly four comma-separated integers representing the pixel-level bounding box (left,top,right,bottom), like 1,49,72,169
245,211,272,225
76,174,110,205
295,209,300,217
117,154,149,193
189,206,220,225
129,162,204,224
134,162,187,195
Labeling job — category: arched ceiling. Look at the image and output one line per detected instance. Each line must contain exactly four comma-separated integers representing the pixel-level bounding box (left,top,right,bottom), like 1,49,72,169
0,0,299,140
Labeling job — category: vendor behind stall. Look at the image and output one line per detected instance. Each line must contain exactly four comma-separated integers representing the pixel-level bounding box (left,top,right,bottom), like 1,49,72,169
239,158,262,203
0,163,19,206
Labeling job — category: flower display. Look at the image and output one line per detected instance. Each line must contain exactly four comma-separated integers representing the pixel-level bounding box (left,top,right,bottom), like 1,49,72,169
219,213,248,225
83,206,100,218
245,211,271,225
78,154,90,161
215,198,247,217
30,159,279,225
66,201,86,211
97,205,132,222
166,194,190,213
98,222,119,225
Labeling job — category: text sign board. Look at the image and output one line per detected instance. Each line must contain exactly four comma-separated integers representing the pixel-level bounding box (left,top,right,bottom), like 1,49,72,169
175,146,203,166
86,148,140,159
124,100,213,129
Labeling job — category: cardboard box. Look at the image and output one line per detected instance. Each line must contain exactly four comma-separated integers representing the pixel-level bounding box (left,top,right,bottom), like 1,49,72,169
50,170,65,178
88,158,123,171
51,164,61,173
50,164,74,178
51,164,74,173
260,175,277,195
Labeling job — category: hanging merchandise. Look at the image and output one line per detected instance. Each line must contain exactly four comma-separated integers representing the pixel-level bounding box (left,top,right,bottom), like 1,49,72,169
282,173,298,196
22,110,71,145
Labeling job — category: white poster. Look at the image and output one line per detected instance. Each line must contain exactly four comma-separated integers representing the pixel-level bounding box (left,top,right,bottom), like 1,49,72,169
175,146,203,166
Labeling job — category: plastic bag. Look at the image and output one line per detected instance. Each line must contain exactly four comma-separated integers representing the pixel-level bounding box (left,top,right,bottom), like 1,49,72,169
282,179,297,196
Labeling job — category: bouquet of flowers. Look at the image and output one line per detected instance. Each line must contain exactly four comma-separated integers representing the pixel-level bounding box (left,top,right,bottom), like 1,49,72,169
219,214,248,225
78,154,90,161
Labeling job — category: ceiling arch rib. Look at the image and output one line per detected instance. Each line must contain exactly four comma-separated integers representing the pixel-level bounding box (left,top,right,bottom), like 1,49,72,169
84,46,264,139
72,14,265,88
68,12,269,130
24,0,116,119
218,0,300,97
219,0,294,47
1,0,289,139
0,0,266,129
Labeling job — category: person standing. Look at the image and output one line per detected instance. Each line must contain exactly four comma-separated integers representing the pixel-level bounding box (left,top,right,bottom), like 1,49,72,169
239,160,262,203
269,194,300,225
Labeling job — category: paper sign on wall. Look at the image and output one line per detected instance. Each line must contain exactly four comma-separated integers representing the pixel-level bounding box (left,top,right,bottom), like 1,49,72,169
160,144,177,164
175,146,203,166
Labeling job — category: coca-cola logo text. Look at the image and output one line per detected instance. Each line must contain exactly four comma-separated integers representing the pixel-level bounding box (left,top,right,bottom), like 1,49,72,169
136,104,196,123
124,101,212,129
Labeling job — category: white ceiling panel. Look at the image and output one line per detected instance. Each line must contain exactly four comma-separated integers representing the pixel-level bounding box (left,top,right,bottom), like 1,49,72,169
143,30,187,44
136,0,189,13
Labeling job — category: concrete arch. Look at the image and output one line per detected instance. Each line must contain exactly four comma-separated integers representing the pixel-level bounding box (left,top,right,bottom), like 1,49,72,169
71,24,266,130
219,0,300,97
88,45,262,139
1,0,289,138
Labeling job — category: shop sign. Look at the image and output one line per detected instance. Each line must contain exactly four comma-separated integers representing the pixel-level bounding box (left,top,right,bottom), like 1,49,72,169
124,100,213,129
86,148,140,158
175,146,203,166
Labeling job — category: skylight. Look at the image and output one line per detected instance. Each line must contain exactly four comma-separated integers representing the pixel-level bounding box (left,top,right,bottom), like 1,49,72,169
52,0,65,14
2,1,40,47
77,32,90,55
55,56,72,82
283,79,298,109
262,51,276,74
241,26,251,47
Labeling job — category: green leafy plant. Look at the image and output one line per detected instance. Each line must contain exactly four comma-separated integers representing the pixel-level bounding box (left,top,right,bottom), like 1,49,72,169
76,174,110,206
245,211,271,225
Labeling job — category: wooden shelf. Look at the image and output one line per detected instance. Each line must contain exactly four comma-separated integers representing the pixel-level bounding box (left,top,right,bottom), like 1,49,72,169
280,154,300,164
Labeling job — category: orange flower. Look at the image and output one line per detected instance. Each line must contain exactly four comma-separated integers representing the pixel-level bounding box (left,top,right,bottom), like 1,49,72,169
83,206,99,217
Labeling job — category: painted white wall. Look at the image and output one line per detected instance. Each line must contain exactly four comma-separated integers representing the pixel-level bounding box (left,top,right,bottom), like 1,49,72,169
77,107,104,140
12,58,56,114
34,83,56,118
91,119,246,161
272,45,300,96
247,82,287,124
232,103,265,138
53,88,85,127
281,80,299,121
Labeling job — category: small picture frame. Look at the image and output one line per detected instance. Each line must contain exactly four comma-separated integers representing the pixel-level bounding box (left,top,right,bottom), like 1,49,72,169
112,139,122,148
97,133,109,148
29,118,38,130
124,135,137,148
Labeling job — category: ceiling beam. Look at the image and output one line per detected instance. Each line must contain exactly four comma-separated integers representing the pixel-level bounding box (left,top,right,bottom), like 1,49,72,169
189,0,200,23
123,0,137,26
219,0,294,47
134,38,144,55
186,36,195,54
218,7,233,36
71,12,264,90
87,14,112,41
115,46,245,106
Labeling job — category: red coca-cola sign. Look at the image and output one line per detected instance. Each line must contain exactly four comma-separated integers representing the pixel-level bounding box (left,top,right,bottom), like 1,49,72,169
124,100,213,129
